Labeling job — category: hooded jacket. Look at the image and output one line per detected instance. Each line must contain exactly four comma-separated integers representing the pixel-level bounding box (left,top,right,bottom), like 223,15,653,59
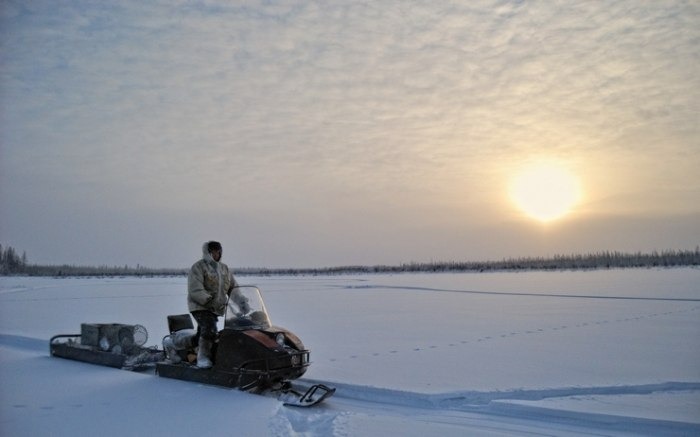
187,242,238,316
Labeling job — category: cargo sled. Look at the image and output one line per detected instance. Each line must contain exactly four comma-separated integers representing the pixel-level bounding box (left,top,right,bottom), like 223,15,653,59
50,323,164,370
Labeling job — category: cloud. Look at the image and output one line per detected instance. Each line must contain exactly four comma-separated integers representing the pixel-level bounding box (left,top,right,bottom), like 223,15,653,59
1,0,698,266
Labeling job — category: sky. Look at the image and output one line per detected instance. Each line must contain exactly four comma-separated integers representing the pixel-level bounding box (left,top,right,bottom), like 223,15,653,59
1,0,698,269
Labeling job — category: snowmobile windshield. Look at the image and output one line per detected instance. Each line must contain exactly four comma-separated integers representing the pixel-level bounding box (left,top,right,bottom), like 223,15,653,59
224,286,272,330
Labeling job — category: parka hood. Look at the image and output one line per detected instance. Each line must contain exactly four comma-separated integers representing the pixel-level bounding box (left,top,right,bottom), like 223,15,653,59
202,241,218,264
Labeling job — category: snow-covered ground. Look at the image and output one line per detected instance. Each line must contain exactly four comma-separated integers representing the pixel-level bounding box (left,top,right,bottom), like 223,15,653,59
1,268,699,436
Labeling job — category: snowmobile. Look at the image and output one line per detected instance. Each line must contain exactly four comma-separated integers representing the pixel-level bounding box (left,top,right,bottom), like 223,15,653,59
156,286,334,407
49,286,334,407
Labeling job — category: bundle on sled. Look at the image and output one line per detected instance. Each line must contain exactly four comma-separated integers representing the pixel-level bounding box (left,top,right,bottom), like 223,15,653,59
50,323,164,370
156,286,334,407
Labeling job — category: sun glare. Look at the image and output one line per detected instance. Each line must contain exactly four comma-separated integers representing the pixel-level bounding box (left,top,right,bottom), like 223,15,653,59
509,162,581,222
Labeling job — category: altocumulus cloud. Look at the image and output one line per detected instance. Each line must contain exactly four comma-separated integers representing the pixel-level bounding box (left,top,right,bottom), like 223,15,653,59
1,0,698,267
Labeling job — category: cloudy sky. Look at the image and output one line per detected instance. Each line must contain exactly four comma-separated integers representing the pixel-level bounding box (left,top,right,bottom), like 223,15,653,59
1,0,698,269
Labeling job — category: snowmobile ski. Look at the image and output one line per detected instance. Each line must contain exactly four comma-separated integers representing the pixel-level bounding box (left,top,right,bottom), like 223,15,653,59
280,383,336,408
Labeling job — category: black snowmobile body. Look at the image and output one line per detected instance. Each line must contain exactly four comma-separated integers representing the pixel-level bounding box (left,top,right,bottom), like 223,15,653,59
156,300,310,390
155,287,334,406
156,327,309,385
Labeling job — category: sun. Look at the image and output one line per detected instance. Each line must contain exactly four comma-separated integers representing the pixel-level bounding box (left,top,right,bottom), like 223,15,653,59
509,162,581,222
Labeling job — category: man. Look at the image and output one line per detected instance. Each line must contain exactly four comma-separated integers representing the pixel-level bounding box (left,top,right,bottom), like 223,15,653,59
187,241,238,368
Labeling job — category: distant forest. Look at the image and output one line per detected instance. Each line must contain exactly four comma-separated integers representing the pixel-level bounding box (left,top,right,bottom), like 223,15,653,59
1,243,699,277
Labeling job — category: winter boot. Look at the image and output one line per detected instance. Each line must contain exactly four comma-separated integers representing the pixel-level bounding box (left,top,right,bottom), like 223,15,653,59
163,336,181,364
196,337,213,369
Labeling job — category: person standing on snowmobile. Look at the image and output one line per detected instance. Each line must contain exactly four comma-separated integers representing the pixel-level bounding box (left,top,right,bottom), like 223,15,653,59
187,241,245,368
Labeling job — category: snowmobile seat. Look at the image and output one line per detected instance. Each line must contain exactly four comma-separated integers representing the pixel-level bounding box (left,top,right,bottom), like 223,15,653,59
167,314,194,333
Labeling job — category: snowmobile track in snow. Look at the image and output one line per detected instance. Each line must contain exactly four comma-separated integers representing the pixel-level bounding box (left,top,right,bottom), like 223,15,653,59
297,378,700,436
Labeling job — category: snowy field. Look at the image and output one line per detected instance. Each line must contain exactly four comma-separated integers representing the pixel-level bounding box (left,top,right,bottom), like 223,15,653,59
1,268,699,436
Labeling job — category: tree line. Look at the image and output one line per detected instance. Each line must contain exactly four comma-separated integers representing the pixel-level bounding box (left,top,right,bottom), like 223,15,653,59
239,248,700,275
1,243,698,277
0,244,28,274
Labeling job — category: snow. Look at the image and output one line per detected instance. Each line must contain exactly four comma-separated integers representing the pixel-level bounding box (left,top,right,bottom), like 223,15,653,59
1,268,699,436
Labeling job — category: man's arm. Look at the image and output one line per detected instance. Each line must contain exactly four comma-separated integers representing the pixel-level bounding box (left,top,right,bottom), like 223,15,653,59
226,269,239,295
229,280,250,314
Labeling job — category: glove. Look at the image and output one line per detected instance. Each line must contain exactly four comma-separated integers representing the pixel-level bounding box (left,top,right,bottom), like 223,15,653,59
239,298,251,314
216,296,228,310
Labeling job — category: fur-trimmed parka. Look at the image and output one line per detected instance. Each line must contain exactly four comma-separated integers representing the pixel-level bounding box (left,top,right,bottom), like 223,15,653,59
187,242,238,316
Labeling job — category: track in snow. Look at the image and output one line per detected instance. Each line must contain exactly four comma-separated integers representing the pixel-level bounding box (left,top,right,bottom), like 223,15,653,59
277,378,700,437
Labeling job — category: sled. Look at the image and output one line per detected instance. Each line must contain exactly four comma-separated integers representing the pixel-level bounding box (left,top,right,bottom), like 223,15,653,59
50,323,164,370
